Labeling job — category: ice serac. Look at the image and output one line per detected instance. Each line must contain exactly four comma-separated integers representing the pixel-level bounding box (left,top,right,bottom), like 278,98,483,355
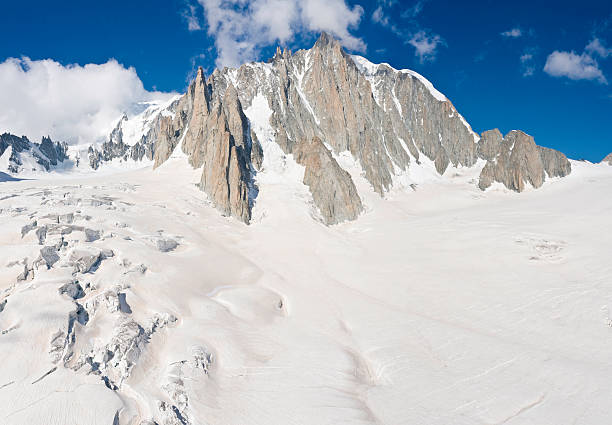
477,130,571,192
294,137,363,224
602,153,612,165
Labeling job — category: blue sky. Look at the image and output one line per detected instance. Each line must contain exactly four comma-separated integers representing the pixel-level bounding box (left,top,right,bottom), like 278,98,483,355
1,0,611,161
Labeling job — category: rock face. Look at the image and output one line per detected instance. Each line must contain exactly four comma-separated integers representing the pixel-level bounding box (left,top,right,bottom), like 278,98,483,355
477,129,503,161
153,68,254,223
81,32,572,224
602,153,612,165
149,33,486,224
293,137,363,224
477,130,571,191
0,133,68,174
537,145,572,178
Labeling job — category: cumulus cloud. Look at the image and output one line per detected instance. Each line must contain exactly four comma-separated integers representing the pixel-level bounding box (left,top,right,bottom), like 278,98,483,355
544,51,606,84
501,28,522,38
195,0,365,68
408,30,444,63
0,57,176,145
544,39,610,84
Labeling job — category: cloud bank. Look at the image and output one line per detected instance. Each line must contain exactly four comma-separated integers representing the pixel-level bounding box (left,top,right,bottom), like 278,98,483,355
0,57,175,145
189,0,365,68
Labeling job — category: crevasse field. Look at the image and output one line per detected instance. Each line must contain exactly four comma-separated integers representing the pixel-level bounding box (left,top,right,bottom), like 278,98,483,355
1,150,611,424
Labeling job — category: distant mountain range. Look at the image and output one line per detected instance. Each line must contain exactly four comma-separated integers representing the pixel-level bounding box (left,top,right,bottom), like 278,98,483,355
0,133,69,174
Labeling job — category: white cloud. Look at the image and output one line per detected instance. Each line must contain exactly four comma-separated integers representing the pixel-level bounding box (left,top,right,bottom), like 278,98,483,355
520,53,535,77
300,0,364,48
586,38,612,58
371,6,389,26
196,0,365,68
408,30,444,63
544,50,607,84
182,4,203,31
501,28,522,38
0,57,176,145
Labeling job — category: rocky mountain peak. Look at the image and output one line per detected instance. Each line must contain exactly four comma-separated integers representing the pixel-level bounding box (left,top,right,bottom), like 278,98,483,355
74,33,574,225
602,153,612,165
271,46,292,62
478,129,570,192
0,132,68,174
314,31,341,50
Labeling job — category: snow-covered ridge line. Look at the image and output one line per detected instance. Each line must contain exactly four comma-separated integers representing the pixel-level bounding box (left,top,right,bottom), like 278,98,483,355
350,55,447,102
351,55,479,143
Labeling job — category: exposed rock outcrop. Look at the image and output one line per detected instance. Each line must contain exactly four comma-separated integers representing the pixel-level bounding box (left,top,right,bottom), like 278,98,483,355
0,133,68,174
154,68,255,223
91,33,572,224
293,137,363,224
478,130,571,191
537,145,572,178
477,129,503,161
602,153,612,165
149,33,486,224
89,98,183,170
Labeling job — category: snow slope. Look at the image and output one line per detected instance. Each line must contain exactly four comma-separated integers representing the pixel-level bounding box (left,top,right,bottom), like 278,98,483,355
1,158,611,424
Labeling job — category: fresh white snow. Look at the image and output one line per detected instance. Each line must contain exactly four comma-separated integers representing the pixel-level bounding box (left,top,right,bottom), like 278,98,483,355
244,93,316,223
1,153,611,424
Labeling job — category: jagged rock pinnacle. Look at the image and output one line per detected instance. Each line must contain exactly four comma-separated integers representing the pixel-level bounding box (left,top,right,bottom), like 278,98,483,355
314,31,339,49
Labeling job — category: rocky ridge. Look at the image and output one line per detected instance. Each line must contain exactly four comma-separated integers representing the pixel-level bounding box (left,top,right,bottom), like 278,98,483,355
478,129,571,191
87,99,180,170
602,153,612,165
2,33,574,225
146,33,571,224
0,133,69,174
293,137,363,225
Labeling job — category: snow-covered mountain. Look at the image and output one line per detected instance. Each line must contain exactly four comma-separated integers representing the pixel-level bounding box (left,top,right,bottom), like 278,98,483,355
2,33,575,226
1,33,612,425
84,98,180,170
93,33,573,224
0,133,69,176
